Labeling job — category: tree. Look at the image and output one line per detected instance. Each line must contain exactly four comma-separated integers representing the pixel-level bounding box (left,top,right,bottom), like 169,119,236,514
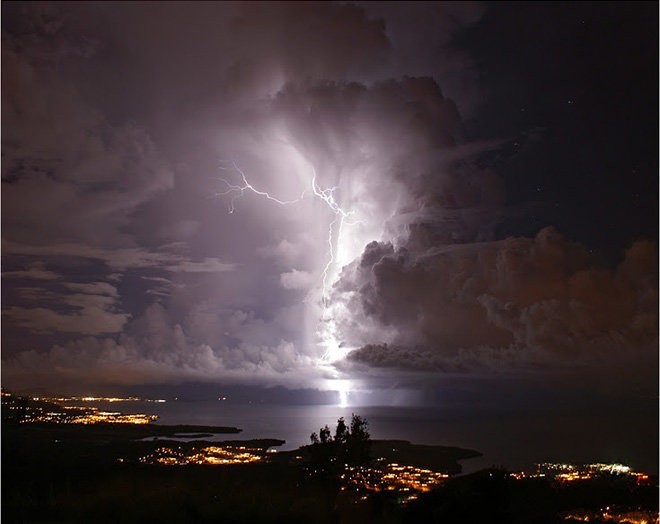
308,414,371,476
348,414,369,442
319,425,332,444
346,414,370,465
334,417,348,444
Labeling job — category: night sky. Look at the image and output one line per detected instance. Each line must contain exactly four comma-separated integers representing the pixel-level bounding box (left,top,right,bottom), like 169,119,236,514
1,1,657,421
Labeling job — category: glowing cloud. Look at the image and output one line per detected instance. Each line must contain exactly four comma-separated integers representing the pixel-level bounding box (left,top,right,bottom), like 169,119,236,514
216,156,359,371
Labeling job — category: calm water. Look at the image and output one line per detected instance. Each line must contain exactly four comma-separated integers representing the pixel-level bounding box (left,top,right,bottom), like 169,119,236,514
96,400,659,475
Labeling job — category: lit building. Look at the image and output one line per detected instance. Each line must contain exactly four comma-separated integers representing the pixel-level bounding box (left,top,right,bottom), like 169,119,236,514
340,461,449,502
510,462,652,485
139,446,266,466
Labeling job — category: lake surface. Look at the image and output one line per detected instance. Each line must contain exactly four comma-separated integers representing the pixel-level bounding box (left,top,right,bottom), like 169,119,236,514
93,400,658,475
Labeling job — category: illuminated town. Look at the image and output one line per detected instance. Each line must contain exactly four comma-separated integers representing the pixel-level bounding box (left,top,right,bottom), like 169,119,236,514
2,389,657,520
1,390,158,425
340,461,449,502
139,445,266,466
561,508,659,524
24,410,158,425
507,466,659,522
32,395,167,403
510,462,651,485
137,445,450,503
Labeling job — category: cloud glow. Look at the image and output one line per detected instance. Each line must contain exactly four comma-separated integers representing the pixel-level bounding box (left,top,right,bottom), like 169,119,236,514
215,145,370,378
2,3,655,399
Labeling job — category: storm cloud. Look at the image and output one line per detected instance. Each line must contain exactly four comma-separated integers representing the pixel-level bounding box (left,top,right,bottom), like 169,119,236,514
2,2,656,393
337,229,656,372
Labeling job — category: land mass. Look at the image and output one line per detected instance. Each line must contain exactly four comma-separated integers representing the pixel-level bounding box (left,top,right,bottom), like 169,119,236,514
2,421,657,524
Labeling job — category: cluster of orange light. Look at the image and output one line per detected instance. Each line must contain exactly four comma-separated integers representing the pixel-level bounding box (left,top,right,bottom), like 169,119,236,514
33,396,166,403
562,508,659,523
25,411,157,425
139,446,265,466
510,463,651,485
341,462,448,501
6,394,161,425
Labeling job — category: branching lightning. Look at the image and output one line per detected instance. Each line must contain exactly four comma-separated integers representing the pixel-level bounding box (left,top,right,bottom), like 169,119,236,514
217,161,306,213
217,160,356,363
310,171,354,303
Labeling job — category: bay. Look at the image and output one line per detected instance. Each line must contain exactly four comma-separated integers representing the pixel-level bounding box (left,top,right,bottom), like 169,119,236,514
92,400,658,475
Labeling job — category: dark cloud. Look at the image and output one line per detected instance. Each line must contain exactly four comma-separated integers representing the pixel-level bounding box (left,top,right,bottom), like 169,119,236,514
2,42,173,246
4,279,128,335
2,241,234,272
2,262,61,281
360,1,485,113
3,301,324,390
337,228,657,373
1,2,655,396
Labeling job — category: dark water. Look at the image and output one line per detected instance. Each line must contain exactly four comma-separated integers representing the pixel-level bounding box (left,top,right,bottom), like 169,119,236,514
100,400,658,475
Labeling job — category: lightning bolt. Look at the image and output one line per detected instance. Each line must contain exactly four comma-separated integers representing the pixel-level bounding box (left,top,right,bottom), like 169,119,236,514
217,160,355,362
217,161,305,213
310,170,355,304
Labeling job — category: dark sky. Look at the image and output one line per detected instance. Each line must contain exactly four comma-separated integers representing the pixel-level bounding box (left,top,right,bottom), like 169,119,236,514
460,1,658,257
1,2,657,409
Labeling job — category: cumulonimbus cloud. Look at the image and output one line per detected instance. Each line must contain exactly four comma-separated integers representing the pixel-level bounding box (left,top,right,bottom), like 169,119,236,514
334,228,657,372
1,2,655,394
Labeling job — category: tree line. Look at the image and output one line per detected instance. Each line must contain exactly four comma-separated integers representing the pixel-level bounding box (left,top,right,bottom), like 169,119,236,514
308,414,371,476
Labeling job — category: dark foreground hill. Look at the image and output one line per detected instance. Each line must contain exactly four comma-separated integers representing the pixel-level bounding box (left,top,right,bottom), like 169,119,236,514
2,422,657,524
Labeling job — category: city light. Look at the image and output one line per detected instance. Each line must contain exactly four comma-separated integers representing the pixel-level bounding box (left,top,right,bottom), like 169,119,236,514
32,396,166,403
24,411,157,425
340,461,449,503
2,392,159,425
139,446,267,466
510,463,652,485
561,508,658,523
